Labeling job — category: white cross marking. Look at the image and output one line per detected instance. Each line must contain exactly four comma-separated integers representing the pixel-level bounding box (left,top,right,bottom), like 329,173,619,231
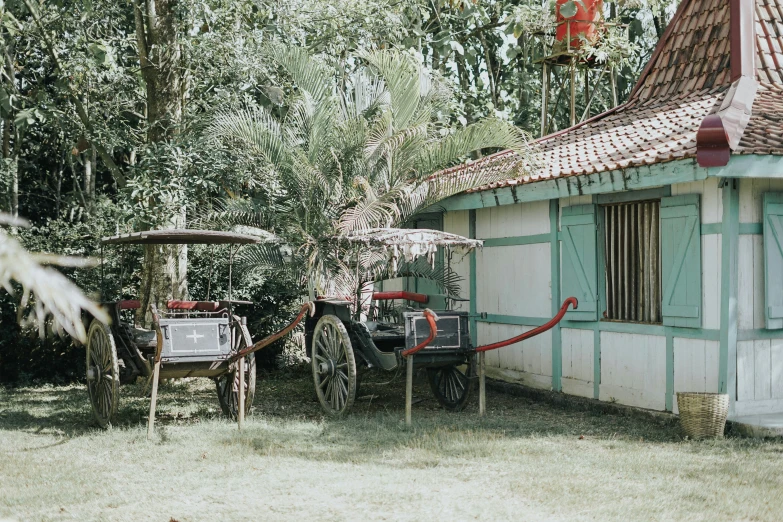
186,330,205,344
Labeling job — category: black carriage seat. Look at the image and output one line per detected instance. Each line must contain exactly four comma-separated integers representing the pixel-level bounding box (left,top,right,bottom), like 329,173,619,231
132,327,158,349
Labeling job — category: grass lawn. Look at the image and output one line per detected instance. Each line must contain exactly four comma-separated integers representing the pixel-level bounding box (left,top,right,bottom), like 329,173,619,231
1,366,782,521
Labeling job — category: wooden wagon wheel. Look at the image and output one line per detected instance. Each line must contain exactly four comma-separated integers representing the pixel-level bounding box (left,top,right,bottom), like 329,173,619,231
215,322,256,420
86,319,120,428
311,315,356,416
427,355,476,412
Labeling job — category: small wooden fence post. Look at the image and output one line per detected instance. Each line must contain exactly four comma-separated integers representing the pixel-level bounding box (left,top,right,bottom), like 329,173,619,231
147,358,161,440
405,355,414,426
479,351,486,417
237,356,245,430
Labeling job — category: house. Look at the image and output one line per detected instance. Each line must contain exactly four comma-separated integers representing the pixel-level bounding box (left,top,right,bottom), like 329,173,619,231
430,0,783,425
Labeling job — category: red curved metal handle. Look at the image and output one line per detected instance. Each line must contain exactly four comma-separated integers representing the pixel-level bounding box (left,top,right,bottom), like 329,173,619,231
373,291,429,304
401,309,439,358
229,302,315,363
475,297,578,353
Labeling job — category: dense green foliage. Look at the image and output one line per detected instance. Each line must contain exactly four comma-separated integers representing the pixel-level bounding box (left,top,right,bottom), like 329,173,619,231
206,45,533,302
0,0,673,383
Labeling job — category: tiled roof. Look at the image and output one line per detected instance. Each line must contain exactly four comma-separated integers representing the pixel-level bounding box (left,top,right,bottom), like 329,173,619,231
756,0,783,84
737,82,783,153
630,0,731,101
457,0,783,193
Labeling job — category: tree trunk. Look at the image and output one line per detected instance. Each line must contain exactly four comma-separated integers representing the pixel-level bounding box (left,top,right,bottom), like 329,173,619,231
134,0,187,325
2,31,17,219
83,146,94,212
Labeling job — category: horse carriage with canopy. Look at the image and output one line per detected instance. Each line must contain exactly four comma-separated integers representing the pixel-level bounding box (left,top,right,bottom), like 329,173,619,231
85,229,267,435
86,226,576,431
277,228,579,422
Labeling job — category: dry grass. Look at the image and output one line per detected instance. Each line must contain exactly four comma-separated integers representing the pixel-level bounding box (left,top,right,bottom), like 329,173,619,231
1,367,782,521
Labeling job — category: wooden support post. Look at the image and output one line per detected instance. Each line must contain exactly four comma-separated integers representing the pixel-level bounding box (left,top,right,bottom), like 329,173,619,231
237,357,245,430
147,359,161,440
541,62,549,138
610,67,618,107
570,60,576,127
584,68,589,120
405,355,414,426
479,351,486,417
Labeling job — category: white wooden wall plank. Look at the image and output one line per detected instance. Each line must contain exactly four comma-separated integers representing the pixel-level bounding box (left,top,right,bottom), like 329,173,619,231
771,340,783,400
481,322,552,377
738,235,754,330
561,378,594,398
702,234,721,329
753,235,766,329
753,179,771,222
754,340,772,400
600,332,665,410
705,341,720,393
739,178,755,222
562,328,595,383
737,341,755,401
475,200,550,239
476,244,551,318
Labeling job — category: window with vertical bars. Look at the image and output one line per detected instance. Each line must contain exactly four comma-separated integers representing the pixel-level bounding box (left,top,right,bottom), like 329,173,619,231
603,201,661,323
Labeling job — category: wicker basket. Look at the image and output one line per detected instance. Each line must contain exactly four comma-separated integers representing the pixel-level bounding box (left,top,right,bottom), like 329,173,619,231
676,392,729,439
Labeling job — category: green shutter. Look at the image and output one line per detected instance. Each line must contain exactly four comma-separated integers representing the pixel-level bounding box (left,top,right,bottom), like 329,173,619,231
764,193,783,329
660,195,701,328
561,204,598,321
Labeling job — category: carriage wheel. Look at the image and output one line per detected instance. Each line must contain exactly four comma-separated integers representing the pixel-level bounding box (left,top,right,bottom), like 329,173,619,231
86,319,120,428
427,355,476,412
312,315,356,416
215,323,257,420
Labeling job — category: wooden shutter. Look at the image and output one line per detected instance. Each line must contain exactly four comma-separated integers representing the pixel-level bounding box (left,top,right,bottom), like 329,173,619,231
764,193,783,329
561,204,598,321
660,195,701,328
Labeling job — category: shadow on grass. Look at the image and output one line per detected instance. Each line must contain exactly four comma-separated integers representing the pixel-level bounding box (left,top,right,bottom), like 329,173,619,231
2,372,689,463
0,379,226,437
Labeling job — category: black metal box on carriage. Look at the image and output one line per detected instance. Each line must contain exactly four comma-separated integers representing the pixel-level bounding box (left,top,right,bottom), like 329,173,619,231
403,311,471,352
158,317,232,363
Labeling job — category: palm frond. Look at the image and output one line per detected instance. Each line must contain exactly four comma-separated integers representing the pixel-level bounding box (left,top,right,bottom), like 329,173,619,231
265,42,335,104
416,118,535,177
235,243,290,274
0,229,108,342
337,178,418,233
208,106,291,172
197,197,280,231
341,70,389,120
360,50,421,130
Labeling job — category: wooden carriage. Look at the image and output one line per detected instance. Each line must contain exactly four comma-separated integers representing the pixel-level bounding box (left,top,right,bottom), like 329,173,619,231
85,230,260,431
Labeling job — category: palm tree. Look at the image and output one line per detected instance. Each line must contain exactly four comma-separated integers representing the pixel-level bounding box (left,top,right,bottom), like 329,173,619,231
206,45,535,302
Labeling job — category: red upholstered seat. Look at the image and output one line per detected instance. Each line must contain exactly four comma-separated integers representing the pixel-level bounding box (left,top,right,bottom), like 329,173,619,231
118,300,140,310
166,300,221,312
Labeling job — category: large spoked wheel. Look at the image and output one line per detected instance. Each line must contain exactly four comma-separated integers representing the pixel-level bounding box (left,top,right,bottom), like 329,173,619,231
86,319,120,429
216,322,257,420
312,315,356,416
427,355,476,412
